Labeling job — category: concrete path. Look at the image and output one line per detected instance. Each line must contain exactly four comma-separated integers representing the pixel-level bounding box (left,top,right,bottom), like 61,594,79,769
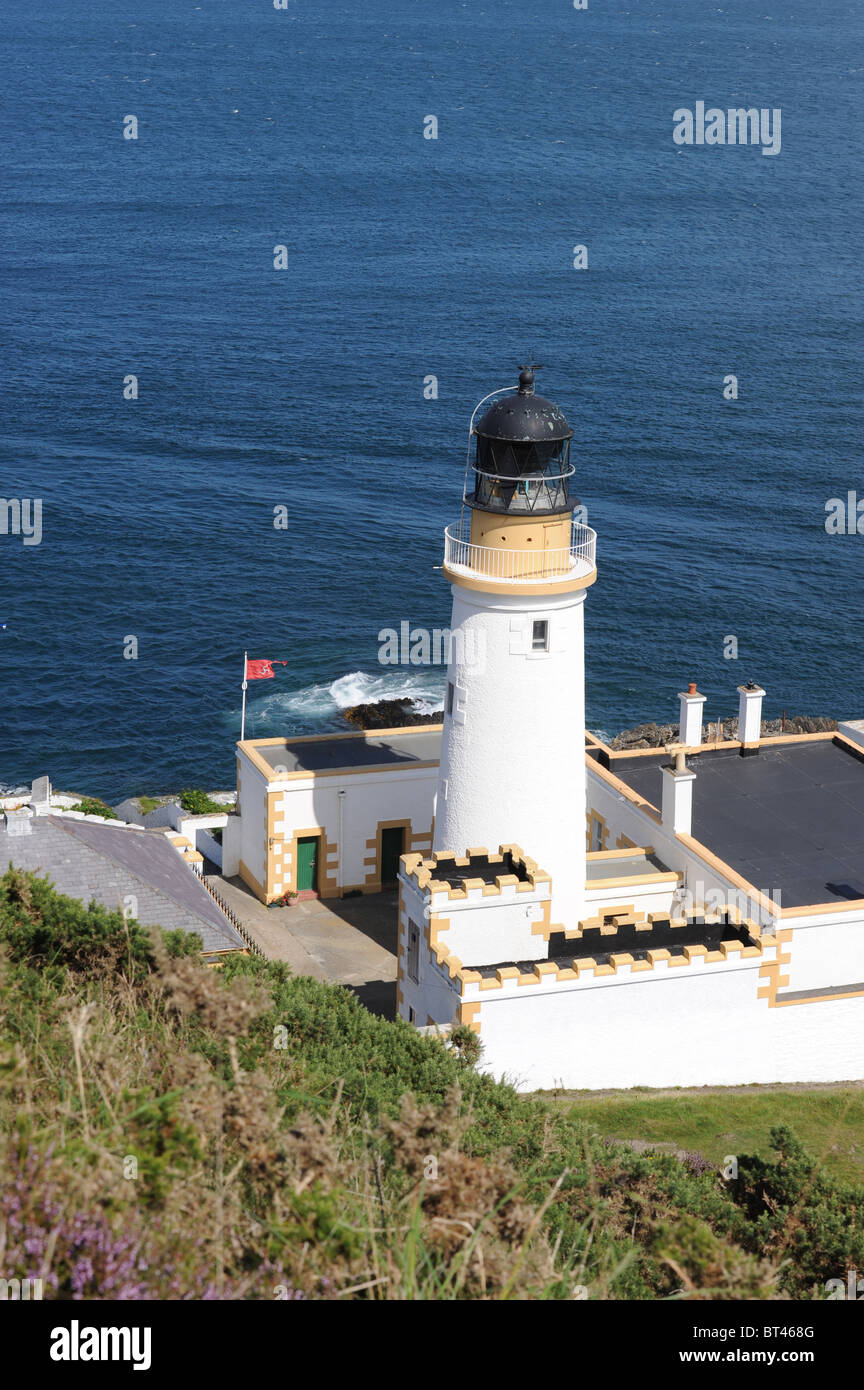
211,876,399,1018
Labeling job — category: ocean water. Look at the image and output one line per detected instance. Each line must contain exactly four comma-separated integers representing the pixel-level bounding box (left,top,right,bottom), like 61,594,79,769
2,0,862,801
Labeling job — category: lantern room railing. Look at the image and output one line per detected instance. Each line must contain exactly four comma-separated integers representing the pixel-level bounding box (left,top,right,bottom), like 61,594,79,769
443,520,596,585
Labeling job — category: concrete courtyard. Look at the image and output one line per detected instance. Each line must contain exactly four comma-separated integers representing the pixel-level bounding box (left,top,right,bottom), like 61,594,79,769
211,875,399,1018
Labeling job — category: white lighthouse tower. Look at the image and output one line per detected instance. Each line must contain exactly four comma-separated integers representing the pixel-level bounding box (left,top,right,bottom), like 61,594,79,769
433,366,597,927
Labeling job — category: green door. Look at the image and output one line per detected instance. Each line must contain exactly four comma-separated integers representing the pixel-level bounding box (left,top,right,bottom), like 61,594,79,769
380,826,405,886
296,837,319,893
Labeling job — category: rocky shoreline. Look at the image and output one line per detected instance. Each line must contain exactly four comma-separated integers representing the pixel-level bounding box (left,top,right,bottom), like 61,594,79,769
609,715,837,751
341,698,839,746
342,697,443,729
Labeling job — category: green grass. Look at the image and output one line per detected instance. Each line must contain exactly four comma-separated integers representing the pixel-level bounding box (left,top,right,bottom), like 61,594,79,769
137,795,163,815
548,1085,864,1184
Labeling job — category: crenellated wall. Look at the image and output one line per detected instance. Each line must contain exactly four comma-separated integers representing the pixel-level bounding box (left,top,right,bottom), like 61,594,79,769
467,949,864,1091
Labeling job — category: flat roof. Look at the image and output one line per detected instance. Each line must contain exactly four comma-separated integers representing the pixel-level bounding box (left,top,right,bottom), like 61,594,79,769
246,727,443,776
585,851,670,880
467,913,757,974
415,848,532,889
607,737,864,908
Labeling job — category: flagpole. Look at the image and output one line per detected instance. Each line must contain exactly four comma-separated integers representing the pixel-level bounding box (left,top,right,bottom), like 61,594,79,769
241,650,248,742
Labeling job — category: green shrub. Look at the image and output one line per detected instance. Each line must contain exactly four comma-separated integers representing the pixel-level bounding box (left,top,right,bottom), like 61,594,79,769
724,1125,864,1296
0,867,200,978
179,789,225,816
68,796,118,819
449,1023,483,1068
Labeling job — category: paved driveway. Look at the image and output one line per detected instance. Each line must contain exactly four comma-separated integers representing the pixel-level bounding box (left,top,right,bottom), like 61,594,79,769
211,876,399,1018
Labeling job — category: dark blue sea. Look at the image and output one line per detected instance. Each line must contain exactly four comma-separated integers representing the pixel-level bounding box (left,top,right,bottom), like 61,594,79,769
2,0,862,801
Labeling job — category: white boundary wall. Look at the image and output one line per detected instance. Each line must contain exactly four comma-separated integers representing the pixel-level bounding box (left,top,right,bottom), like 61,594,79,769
467,954,864,1092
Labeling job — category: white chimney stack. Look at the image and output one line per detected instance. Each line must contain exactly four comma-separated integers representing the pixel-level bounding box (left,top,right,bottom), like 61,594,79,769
738,681,765,748
678,682,707,748
661,743,697,836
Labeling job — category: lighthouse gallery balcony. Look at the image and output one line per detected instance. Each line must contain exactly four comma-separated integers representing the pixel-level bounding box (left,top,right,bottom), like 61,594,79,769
443,519,597,585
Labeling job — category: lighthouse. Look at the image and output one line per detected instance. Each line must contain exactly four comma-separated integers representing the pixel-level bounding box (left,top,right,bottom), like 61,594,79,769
433,366,597,927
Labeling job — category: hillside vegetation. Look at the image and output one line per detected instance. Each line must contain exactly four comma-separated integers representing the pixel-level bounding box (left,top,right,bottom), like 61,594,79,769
0,866,860,1300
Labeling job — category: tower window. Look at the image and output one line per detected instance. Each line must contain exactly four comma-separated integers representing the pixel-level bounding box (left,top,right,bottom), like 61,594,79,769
532,620,549,652
446,681,455,715
407,921,420,983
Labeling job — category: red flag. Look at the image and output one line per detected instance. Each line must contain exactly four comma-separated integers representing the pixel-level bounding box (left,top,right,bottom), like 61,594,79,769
245,658,287,680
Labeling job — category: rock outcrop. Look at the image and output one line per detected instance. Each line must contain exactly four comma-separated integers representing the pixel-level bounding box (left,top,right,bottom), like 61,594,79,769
609,715,838,751
342,698,443,730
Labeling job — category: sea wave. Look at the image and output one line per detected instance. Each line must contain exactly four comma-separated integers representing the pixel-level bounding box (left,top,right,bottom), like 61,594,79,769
258,669,445,723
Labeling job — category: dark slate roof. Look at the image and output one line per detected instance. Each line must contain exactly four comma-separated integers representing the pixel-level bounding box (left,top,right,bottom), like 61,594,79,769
608,738,864,909
0,815,245,953
253,729,442,775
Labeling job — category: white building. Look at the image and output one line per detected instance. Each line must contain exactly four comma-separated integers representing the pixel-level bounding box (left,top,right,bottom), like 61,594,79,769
230,367,864,1091
225,727,439,901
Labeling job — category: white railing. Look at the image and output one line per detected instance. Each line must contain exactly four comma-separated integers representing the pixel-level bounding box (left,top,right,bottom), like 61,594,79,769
442,521,596,584
475,464,576,486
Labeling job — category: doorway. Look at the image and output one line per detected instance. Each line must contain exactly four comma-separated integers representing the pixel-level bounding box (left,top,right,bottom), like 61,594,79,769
296,836,319,893
380,825,406,886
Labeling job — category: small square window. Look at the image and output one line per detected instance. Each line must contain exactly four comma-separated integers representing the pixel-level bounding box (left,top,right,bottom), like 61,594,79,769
532,620,549,652
446,681,455,715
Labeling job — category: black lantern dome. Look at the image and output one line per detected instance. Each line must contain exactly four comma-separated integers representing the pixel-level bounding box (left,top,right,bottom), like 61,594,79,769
469,365,575,516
